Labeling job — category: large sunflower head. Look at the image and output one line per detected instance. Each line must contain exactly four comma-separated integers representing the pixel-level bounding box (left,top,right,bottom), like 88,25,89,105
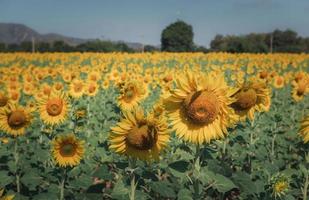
299,115,309,143
37,91,70,126
163,71,237,144
109,107,169,162
117,81,148,111
0,103,32,137
231,79,271,121
52,134,85,167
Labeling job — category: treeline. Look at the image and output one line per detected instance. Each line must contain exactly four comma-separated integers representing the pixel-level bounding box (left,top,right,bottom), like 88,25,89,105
210,29,309,53
0,40,136,53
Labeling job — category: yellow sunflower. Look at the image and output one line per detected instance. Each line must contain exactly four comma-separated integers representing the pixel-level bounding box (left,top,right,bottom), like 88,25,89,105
231,79,271,121
109,107,169,161
291,78,308,102
272,75,285,89
0,103,32,137
117,81,148,111
85,81,99,97
69,79,85,99
299,115,309,143
163,71,237,144
52,134,85,167
37,91,70,126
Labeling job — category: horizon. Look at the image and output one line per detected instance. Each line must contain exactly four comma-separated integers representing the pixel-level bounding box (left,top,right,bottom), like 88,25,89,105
1,0,309,47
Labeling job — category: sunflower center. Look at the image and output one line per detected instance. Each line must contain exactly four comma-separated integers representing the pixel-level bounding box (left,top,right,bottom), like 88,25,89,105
74,83,83,92
60,143,76,157
0,94,8,107
183,91,219,125
276,78,283,85
234,88,257,110
124,86,137,102
126,124,158,150
8,111,26,129
46,98,63,116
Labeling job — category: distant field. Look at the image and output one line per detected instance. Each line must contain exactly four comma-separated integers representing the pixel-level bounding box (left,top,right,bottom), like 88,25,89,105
0,53,308,200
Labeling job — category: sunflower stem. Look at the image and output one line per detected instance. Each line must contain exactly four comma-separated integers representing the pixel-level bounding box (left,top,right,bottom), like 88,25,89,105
59,168,67,200
271,134,277,163
128,158,137,200
303,173,308,200
14,137,20,194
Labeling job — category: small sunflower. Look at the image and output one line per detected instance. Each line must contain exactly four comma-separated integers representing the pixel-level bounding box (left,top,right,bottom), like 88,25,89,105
291,79,308,102
272,75,285,89
231,79,271,121
85,82,99,97
270,174,289,199
109,107,169,161
164,71,237,144
37,91,70,126
0,103,32,137
117,81,148,111
52,134,85,167
69,79,85,99
299,115,309,143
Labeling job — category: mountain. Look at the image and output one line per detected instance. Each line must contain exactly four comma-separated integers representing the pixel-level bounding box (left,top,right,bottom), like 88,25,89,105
0,23,88,46
0,23,146,49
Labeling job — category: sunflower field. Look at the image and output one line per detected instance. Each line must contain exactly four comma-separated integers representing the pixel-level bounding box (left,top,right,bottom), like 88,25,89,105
0,52,308,200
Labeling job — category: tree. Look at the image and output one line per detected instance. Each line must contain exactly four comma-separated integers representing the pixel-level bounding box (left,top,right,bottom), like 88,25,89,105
161,20,194,52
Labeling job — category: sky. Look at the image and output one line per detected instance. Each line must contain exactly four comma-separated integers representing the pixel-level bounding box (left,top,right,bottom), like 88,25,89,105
0,0,309,46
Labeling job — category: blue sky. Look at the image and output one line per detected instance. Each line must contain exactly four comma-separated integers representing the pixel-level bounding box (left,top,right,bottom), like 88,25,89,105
1,0,308,46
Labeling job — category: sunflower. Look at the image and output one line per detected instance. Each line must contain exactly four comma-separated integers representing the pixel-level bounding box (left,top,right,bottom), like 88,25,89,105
52,134,85,167
291,78,308,102
85,81,99,97
231,79,271,121
272,75,285,89
270,174,289,198
37,91,70,126
164,71,237,144
0,103,32,137
117,81,148,111
109,107,169,161
299,115,309,143
69,79,85,99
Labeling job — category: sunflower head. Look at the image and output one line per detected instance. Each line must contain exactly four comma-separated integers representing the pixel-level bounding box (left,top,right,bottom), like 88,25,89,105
52,134,85,167
118,81,148,111
0,103,32,137
231,79,271,121
270,174,289,198
37,91,70,126
164,71,237,144
109,107,169,161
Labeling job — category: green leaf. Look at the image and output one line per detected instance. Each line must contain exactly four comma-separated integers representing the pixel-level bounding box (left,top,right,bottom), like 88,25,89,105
92,165,113,180
70,174,93,189
177,189,192,200
169,160,190,173
0,171,13,187
232,172,257,195
150,181,176,198
20,172,43,191
212,174,237,193
111,180,129,200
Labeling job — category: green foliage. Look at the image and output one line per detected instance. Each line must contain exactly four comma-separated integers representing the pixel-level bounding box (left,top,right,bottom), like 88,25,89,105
161,20,194,52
